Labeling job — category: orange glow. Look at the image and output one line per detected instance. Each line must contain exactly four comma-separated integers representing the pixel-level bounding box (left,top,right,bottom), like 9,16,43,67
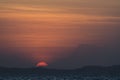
36,61,48,67
0,0,119,67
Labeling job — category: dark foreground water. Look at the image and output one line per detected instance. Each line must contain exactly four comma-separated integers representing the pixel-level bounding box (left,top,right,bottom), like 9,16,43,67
0,66,120,80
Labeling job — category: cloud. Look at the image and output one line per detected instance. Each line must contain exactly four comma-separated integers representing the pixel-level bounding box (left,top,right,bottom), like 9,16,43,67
88,17,120,23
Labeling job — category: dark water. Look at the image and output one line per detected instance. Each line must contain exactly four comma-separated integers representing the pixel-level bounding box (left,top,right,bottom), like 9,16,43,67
0,66,120,80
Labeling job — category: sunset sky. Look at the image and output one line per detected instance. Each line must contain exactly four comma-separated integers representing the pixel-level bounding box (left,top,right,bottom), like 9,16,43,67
0,0,120,69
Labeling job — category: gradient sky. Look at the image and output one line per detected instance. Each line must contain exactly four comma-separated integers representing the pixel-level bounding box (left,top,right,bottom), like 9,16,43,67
0,0,120,69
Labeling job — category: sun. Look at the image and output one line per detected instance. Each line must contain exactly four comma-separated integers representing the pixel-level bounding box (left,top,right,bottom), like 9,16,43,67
36,61,48,67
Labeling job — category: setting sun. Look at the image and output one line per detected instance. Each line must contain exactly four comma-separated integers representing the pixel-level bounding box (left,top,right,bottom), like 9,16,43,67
36,61,48,67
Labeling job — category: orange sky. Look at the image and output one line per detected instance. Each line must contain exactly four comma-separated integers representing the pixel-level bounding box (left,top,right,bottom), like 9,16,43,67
0,0,120,67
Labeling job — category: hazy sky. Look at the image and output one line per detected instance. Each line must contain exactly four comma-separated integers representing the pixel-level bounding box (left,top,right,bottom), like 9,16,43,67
0,0,120,69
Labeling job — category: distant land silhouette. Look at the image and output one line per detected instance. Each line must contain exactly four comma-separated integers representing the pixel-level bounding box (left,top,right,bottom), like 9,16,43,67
0,65,120,74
